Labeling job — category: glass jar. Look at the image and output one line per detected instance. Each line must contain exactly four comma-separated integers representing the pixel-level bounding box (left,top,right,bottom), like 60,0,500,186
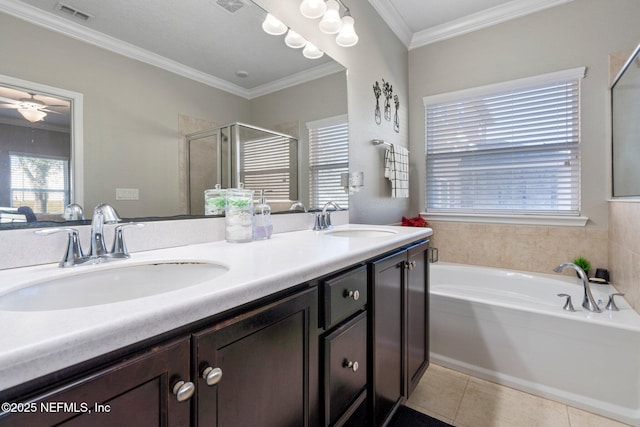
224,187,254,243
204,184,226,216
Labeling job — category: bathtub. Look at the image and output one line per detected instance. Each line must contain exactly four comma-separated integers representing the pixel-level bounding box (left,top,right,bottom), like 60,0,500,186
430,262,640,426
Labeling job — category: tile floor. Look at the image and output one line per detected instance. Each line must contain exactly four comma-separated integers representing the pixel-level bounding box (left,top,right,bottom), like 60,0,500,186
407,364,632,427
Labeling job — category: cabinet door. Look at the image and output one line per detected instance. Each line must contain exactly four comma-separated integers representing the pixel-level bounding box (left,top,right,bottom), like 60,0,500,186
369,251,405,427
405,240,430,397
193,287,318,427
0,337,192,427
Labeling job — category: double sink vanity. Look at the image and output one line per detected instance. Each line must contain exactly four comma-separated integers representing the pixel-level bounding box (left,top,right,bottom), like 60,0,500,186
0,223,432,426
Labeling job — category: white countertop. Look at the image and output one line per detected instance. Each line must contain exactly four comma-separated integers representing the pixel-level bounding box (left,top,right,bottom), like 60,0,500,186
0,224,432,392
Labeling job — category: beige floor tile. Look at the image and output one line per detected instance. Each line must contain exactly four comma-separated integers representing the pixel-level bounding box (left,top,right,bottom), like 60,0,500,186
567,406,632,427
454,377,570,427
407,364,469,421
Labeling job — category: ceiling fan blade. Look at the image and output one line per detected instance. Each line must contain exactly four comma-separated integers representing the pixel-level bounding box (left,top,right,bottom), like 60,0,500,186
41,108,63,114
0,104,20,109
0,95,20,105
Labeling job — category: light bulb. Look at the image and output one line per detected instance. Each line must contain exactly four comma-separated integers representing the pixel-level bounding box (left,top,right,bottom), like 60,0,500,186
319,0,342,34
285,29,306,49
336,15,358,47
262,13,287,35
302,42,324,59
299,0,326,19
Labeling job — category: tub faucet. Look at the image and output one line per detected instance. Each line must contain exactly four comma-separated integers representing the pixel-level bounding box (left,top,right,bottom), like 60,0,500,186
553,262,601,312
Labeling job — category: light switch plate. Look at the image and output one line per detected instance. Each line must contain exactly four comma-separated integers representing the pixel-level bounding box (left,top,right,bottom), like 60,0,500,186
116,188,139,200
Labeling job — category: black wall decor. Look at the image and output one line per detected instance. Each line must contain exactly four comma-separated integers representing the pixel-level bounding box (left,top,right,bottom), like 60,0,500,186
373,79,400,133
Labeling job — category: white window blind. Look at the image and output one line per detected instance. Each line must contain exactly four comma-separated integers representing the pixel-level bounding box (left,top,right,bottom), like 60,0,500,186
10,152,69,214
424,68,585,216
240,134,297,202
308,115,349,209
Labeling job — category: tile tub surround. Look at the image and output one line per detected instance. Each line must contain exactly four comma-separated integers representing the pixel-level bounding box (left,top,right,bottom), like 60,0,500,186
426,220,608,277
609,201,640,313
0,223,431,391
408,365,631,427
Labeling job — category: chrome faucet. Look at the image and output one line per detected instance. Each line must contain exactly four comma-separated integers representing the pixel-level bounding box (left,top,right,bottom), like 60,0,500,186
88,203,121,258
314,201,342,230
288,201,307,212
553,262,601,312
37,203,143,267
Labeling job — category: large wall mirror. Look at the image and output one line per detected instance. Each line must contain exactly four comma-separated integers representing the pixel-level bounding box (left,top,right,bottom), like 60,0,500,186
611,42,640,197
0,0,347,229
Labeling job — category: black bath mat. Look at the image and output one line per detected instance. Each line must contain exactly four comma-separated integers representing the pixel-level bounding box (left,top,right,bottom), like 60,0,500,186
388,405,454,427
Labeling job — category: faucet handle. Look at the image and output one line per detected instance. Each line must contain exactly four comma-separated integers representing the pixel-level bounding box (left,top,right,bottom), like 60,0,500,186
110,223,144,258
557,293,576,312
313,213,323,231
325,212,333,229
36,228,85,268
606,293,625,311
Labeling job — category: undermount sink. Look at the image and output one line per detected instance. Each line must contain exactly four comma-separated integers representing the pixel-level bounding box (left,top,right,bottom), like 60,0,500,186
324,228,398,238
0,261,229,311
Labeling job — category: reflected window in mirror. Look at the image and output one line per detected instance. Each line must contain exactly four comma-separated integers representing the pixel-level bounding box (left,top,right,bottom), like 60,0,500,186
307,115,349,209
0,74,83,226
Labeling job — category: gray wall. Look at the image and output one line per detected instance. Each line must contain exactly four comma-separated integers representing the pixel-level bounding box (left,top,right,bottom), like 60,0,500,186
408,0,640,229
0,12,252,218
259,0,411,225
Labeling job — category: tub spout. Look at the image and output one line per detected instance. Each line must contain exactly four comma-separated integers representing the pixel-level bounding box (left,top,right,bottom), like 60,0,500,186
553,262,601,312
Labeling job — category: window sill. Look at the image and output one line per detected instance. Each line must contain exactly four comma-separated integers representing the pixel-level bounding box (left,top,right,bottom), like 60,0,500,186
422,212,588,227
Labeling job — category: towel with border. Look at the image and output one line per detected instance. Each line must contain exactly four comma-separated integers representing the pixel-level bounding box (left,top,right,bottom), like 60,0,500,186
384,143,409,198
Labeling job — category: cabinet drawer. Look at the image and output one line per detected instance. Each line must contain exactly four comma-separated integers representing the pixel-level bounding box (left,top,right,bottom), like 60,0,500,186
323,312,367,426
322,265,367,328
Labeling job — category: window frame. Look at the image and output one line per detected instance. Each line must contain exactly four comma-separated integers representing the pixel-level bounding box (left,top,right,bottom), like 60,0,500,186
423,67,588,227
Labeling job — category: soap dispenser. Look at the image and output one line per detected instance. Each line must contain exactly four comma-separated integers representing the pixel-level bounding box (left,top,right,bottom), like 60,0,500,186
253,190,273,240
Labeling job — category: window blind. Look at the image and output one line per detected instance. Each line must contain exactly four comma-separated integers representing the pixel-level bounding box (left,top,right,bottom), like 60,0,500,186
424,68,584,215
10,152,69,214
308,116,349,209
240,135,297,202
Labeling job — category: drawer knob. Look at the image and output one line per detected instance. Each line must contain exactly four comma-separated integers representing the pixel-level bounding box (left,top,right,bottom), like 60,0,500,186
343,359,359,372
344,289,360,301
172,380,195,402
405,260,417,270
202,366,223,386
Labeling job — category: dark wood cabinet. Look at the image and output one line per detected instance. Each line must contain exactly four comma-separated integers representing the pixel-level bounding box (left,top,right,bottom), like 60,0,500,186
368,240,430,426
193,287,318,427
405,241,430,397
0,337,192,427
318,265,368,427
0,237,430,427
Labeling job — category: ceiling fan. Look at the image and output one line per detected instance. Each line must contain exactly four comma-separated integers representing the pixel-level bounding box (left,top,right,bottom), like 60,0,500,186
0,93,68,123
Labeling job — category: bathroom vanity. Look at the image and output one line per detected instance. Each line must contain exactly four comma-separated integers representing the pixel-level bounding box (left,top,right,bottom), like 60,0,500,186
0,224,432,426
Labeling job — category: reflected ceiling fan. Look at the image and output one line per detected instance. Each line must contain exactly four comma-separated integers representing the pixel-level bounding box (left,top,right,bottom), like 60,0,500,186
0,93,68,123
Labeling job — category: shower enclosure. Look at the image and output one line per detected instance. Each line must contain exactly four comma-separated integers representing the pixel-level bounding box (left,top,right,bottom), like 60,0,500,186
186,123,298,215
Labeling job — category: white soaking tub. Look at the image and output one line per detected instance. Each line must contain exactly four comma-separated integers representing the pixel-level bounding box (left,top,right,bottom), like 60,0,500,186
430,262,640,426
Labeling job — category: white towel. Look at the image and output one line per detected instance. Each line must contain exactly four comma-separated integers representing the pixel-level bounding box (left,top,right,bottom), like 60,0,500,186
384,144,409,198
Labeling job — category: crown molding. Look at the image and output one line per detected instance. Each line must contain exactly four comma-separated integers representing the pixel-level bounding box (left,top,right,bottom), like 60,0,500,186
410,0,575,49
368,0,575,50
0,0,339,99
367,0,412,48
247,61,345,99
